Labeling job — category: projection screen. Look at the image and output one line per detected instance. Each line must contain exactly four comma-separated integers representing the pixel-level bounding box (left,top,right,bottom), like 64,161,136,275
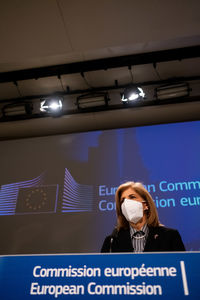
0,120,199,254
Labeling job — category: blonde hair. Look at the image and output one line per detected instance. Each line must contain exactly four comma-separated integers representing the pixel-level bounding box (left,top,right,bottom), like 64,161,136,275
115,181,160,230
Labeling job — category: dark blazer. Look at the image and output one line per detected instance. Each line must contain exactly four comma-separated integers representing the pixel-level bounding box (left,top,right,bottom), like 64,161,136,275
101,226,185,252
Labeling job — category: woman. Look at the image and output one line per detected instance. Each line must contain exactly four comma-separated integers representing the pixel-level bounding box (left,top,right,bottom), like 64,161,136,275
101,181,185,252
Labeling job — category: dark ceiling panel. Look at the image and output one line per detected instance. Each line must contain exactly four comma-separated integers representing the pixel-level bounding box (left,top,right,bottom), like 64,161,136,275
0,45,199,84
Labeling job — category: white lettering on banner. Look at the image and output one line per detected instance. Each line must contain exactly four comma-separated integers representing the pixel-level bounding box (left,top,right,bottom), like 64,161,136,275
33,265,101,278
98,180,200,212
99,184,156,196
180,196,200,206
154,197,176,208
159,180,200,192
143,184,156,193
99,185,117,196
99,200,116,211
29,262,189,297
104,264,177,280
30,282,84,297
87,282,162,295
30,282,162,297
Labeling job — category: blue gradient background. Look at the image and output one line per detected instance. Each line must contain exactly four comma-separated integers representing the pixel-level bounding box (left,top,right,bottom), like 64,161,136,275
0,120,199,253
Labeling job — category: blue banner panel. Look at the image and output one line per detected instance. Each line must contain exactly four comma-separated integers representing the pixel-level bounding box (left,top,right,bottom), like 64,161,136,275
0,252,199,299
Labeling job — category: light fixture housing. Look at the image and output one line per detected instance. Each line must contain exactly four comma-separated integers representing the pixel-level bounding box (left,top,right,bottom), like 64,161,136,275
155,82,190,100
2,102,33,117
40,97,63,113
121,85,145,102
77,92,109,110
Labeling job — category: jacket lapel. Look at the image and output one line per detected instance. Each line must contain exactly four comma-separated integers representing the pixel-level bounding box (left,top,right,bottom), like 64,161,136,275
144,227,160,252
118,229,133,252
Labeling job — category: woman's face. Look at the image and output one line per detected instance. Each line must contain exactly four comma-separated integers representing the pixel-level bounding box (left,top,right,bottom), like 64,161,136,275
120,187,148,211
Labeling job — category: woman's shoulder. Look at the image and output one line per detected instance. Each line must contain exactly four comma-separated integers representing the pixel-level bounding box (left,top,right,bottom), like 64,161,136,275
152,225,180,235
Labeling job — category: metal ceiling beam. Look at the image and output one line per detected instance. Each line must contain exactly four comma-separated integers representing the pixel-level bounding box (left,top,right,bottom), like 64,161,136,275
1,96,200,123
0,45,200,83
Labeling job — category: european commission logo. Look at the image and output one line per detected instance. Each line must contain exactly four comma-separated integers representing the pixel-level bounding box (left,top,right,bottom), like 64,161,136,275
0,173,45,215
61,168,93,212
0,170,93,215
16,185,58,214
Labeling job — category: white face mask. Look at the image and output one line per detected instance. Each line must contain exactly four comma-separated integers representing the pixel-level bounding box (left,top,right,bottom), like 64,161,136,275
121,199,143,224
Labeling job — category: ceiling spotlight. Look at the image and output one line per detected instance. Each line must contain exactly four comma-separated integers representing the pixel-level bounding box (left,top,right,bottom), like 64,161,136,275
77,92,109,110
40,97,63,113
155,82,190,100
121,85,145,102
